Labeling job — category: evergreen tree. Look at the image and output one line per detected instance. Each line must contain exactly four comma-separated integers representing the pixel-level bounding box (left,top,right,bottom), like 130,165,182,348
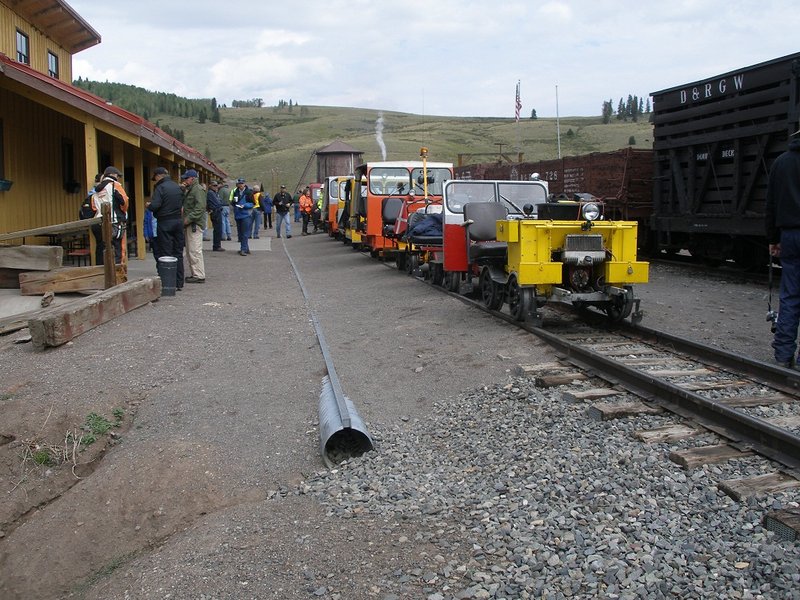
530,108,537,120
601,100,613,124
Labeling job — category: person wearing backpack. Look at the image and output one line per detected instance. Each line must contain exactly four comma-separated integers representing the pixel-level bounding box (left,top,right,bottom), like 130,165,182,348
91,166,129,265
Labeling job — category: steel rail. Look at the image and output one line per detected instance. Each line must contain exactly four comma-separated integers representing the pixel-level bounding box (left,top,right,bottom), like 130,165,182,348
426,279,800,474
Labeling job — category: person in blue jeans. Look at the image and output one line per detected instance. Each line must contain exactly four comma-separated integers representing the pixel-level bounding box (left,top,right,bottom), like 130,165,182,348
231,178,255,255
251,184,262,239
273,184,293,238
293,189,301,222
218,181,232,240
766,129,800,369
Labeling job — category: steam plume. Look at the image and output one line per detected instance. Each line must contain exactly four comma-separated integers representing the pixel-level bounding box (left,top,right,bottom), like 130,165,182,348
375,113,387,160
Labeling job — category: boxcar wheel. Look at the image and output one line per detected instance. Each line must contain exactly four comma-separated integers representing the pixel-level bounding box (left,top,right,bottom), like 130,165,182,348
432,263,444,286
507,276,531,321
407,253,419,276
396,252,407,272
605,287,634,322
480,269,504,310
444,271,460,293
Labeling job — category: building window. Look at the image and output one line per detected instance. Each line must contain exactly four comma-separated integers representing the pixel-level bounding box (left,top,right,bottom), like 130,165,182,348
16,30,30,65
62,139,79,193
48,51,59,78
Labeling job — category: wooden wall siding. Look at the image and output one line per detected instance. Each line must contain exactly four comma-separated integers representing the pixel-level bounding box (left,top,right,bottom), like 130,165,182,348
0,86,87,234
0,4,73,83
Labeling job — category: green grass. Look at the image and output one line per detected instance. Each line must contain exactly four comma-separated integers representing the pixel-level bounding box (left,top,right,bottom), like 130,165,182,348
155,105,653,194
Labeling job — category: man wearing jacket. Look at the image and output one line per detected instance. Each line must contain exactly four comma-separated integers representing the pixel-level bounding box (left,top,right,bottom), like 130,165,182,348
766,129,800,368
231,177,255,255
181,169,206,283
273,184,293,239
147,166,186,290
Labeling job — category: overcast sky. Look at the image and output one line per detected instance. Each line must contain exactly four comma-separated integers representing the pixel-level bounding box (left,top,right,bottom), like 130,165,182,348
68,0,799,119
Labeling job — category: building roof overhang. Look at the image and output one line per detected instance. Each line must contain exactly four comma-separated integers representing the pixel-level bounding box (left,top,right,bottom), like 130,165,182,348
0,52,226,178
8,0,102,54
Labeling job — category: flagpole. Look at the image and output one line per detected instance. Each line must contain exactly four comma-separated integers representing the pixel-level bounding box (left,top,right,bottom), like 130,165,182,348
515,80,522,156
556,84,562,159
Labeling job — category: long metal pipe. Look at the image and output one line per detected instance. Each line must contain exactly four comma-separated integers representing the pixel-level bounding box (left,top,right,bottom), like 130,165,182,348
281,240,373,467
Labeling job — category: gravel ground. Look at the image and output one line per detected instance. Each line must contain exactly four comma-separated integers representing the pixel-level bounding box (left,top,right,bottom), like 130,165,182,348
0,237,796,599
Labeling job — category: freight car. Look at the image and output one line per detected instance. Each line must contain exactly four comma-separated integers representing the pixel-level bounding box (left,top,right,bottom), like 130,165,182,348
651,52,800,268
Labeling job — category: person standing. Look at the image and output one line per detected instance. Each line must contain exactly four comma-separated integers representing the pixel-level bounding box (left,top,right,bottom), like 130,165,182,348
766,128,800,368
218,180,232,241
181,169,207,283
207,181,225,251
273,184,293,239
293,188,302,223
148,166,185,290
251,185,262,239
262,187,273,229
299,186,313,235
231,177,255,255
91,166,129,265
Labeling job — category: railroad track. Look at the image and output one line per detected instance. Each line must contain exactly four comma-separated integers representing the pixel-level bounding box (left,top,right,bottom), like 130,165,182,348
382,261,800,537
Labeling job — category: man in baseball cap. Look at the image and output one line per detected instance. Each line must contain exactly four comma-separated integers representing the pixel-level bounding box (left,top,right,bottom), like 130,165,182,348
181,169,206,282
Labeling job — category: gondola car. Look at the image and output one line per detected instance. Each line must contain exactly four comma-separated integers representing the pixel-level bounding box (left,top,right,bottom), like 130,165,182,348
441,178,649,324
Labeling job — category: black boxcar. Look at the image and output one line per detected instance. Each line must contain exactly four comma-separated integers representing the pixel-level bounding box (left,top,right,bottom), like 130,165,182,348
651,52,800,267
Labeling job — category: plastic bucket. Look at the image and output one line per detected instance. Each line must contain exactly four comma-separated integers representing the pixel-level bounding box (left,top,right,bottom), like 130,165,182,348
156,256,178,296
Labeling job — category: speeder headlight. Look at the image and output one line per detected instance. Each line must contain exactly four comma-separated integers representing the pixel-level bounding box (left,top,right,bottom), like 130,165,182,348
581,202,600,221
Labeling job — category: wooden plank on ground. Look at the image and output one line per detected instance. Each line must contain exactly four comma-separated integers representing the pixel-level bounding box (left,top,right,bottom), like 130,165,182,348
763,508,800,541
722,394,791,408
563,388,621,402
634,424,698,443
28,277,161,349
515,362,569,376
535,372,588,387
669,443,753,469
0,245,63,270
586,344,653,356
617,357,675,366
588,400,662,421
718,472,800,501
767,414,800,429
20,265,107,295
647,368,715,377
683,380,751,391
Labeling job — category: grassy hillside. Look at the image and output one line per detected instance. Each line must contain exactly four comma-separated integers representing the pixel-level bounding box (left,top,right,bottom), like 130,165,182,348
156,105,653,193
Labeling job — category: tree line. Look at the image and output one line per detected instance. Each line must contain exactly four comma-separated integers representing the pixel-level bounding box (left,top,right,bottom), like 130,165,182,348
601,94,652,123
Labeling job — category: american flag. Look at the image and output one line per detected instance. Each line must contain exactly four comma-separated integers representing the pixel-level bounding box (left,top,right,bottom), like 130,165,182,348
515,81,522,122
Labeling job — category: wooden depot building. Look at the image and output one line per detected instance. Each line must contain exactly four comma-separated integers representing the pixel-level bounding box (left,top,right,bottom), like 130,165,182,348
0,0,226,260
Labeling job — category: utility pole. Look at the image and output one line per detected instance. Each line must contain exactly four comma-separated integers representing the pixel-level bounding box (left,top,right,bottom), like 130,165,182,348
495,143,504,163
556,85,562,160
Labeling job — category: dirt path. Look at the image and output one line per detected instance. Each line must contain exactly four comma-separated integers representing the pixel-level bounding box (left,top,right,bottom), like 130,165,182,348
0,237,776,598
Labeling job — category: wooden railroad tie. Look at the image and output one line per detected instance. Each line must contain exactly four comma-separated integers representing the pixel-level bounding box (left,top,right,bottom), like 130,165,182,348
28,277,161,349
669,444,754,469
588,400,662,421
562,388,622,403
634,424,699,443
718,472,800,502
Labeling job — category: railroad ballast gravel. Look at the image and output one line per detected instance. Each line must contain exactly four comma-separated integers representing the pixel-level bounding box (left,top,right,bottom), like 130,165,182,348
303,377,800,599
